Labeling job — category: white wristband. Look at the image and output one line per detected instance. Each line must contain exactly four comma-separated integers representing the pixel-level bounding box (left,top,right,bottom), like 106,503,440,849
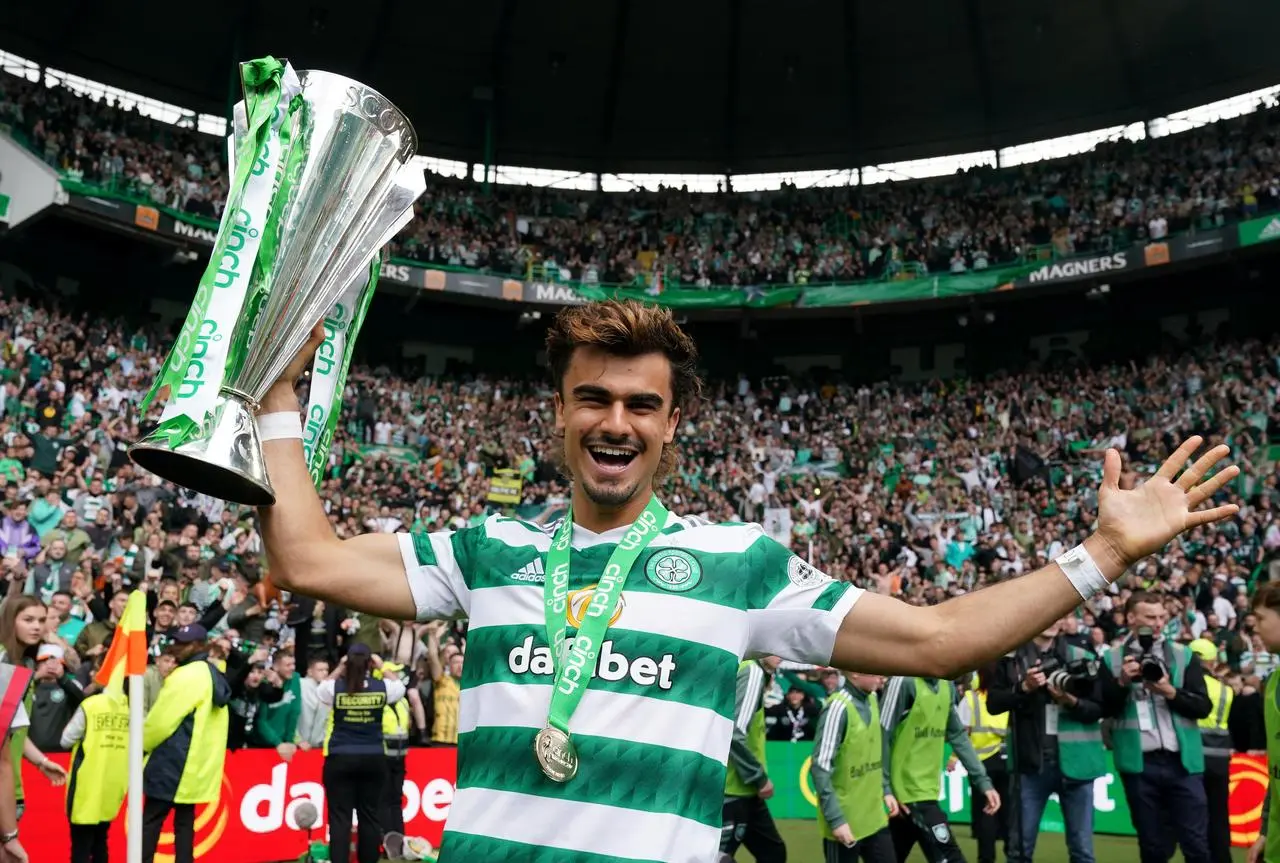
1055,544,1110,601
258,411,303,442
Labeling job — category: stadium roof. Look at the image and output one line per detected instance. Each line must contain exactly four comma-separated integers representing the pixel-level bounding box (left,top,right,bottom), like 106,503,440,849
4,0,1280,175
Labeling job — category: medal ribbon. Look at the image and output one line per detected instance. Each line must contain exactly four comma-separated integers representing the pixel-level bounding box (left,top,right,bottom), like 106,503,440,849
542,494,668,736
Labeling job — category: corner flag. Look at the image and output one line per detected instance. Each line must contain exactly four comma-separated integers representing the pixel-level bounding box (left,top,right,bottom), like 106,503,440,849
91,589,149,862
94,589,149,694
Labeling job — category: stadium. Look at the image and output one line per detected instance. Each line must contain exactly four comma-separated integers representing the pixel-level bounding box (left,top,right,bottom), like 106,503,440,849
1,0,1280,861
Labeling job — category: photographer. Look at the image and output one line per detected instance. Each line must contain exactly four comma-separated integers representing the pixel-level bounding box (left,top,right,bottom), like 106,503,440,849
988,616,1105,863
1100,591,1212,863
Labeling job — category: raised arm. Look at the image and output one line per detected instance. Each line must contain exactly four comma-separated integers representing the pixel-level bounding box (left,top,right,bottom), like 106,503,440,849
832,439,1238,679
256,331,418,620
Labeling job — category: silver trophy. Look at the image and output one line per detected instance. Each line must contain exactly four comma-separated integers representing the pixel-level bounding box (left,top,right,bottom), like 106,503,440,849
129,68,424,505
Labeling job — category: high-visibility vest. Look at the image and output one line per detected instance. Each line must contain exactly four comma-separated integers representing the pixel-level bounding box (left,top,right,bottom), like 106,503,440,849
382,699,411,757
1198,675,1233,761
725,661,768,798
1105,643,1204,775
817,688,888,842
965,689,1008,761
1263,674,1280,863
889,678,952,805
67,693,129,824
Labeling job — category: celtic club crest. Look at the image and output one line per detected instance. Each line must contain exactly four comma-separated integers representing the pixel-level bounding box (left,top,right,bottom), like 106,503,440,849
644,550,703,592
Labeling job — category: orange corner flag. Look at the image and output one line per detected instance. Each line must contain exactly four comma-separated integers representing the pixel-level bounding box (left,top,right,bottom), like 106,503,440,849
94,590,149,694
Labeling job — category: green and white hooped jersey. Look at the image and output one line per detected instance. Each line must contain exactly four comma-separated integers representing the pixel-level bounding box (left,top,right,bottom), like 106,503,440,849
398,507,863,863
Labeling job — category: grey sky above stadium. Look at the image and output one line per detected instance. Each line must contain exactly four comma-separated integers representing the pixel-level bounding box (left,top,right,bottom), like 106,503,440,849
4,0,1280,174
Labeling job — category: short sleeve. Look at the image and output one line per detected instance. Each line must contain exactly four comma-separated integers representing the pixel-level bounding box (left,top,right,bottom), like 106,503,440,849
742,527,863,664
397,526,476,622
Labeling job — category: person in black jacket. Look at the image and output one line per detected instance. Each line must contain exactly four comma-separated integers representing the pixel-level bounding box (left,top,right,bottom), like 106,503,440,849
988,616,1105,863
765,686,818,742
214,639,283,749
27,644,83,754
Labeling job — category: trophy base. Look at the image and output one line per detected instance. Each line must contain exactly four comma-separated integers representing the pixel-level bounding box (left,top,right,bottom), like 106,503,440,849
129,395,277,507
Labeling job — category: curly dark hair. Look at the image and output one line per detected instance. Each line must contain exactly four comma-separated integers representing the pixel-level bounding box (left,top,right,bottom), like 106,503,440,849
545,300,703,482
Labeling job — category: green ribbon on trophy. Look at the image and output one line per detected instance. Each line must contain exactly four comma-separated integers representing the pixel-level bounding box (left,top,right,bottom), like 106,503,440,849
127,57,425,507
301,256,382,487
140,57,302,448
534,495,668,782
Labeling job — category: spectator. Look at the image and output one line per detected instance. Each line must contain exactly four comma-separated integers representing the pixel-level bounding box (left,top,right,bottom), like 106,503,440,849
765,686,819,742
295,656,332,751
248,649,301,761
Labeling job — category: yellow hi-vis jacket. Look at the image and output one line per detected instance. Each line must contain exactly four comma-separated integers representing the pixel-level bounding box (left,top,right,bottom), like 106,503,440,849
142,654,231,804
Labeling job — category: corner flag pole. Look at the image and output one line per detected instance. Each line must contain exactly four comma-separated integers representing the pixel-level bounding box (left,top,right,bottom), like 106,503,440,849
94,590,149,863
128,669,144,863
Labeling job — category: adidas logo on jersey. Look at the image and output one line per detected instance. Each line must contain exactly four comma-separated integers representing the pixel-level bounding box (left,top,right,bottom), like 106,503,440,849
510,559,545,583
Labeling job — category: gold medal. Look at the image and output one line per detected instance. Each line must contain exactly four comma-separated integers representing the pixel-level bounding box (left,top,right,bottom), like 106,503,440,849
533,726,579,783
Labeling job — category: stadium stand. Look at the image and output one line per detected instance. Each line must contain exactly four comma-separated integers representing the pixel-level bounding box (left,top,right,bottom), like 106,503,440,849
3,56,1280,863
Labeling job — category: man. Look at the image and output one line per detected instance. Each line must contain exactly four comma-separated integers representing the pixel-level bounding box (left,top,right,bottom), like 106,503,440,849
250,648,301,761
988,616,1105,863
259,300,1237,862
956,669,1009,863
296,656,332,751
426,623,461,747
1189,638,1234,863
141,624,231,863
74,590,127,661
721,656,785,863
1100,592,1213,863
767,685,819,742
380,660,412,838
810,670,897,863
881,676,999,862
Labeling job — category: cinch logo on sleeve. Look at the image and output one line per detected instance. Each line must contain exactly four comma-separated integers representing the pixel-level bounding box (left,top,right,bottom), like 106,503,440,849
508,635,677,690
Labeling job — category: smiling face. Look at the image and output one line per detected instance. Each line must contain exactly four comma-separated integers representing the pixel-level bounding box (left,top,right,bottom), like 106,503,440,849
554,347,680,516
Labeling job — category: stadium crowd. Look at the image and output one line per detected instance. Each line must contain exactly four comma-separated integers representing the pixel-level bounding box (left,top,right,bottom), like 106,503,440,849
0,289,1277,758
2,63,1280,863
3,69,1280,290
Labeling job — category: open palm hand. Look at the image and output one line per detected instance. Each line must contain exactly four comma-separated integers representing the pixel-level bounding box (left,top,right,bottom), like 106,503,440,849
1095,436,1239,569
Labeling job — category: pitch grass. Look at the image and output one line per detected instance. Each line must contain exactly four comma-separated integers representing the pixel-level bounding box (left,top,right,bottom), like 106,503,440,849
736,819,1248,862
370,819,1247,862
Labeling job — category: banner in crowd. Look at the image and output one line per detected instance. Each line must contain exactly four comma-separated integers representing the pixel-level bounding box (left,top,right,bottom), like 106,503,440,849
487,468,524,504
25,743,1271,858
355,443,421,465
762,741,1268,847
797,268,1025,308
27,748,456,863
58,182,1254,311
1238,213,1280,247
762,506,793,547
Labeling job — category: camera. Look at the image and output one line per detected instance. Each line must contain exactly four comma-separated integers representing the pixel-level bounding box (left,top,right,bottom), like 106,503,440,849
1038,653,1099,697
1134,627,1166,682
